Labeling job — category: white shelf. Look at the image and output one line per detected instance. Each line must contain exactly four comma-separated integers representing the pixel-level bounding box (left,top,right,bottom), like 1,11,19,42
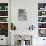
0,22,8,23
38,28,46,29
0,10,8,11
38,16,46,17
38,10,46,11
38,22,46,23
0,16,8,17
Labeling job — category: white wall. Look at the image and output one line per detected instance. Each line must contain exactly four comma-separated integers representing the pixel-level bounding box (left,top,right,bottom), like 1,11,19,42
11,0,38,30
11,0,46,30
11,0,46,46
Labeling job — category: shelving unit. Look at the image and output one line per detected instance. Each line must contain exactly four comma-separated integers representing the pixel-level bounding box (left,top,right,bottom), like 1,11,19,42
38,3,46,37
0,3,8,37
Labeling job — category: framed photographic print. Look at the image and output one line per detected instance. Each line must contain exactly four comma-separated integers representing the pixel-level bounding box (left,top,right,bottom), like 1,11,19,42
18,9,27,21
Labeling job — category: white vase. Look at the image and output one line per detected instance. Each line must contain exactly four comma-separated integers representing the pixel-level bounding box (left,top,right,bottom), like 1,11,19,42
21,40,25,46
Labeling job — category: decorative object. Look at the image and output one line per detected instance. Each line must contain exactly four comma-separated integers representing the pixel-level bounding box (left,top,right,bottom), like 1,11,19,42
0,17,8,22
38,11,46,16
5,6,8,10
0,6,1,10
15,35,32,46
21,40,25,46
38,17,46,22
19,35,32,45
40,8,44,10
38,3,46,10
0,3,8,10
0,11,8,16
29,25,35,30
38,23,46,28
42,12,45,15
39,29,46,37
0,23,8,37
11,23,16,30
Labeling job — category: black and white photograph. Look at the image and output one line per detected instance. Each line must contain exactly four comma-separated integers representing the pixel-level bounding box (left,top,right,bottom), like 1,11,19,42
18,9,27,21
